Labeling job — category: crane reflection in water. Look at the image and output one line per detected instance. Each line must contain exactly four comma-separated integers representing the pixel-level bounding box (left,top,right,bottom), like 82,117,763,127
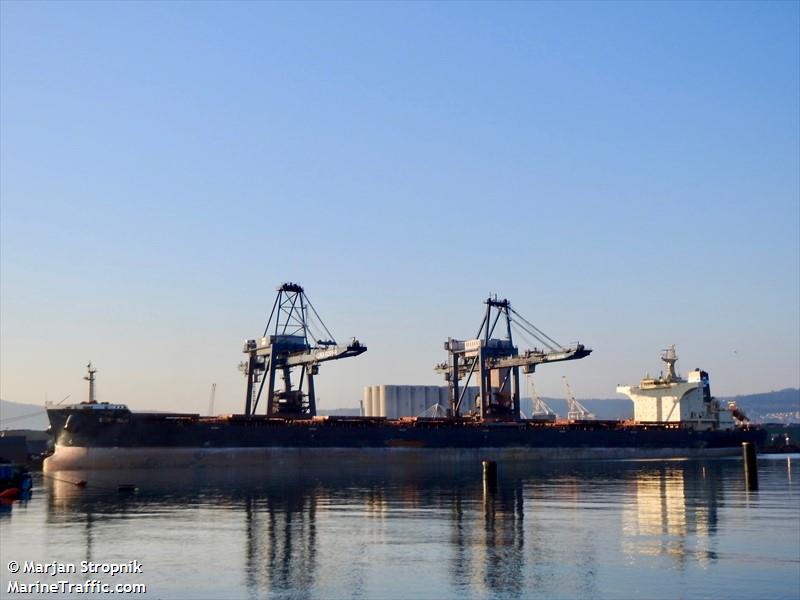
35,457,787,600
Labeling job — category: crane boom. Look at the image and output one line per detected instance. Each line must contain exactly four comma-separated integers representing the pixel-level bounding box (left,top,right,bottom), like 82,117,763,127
255,339,366,367
435,345,590,374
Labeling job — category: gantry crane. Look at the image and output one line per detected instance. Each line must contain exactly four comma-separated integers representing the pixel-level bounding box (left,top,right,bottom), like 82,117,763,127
240,283,367,417
528,376,557,420
435,296,591,420
562,376,595,421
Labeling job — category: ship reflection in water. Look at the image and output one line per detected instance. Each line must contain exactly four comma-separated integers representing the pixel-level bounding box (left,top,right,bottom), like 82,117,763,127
28,458,797,599
622,464,721,567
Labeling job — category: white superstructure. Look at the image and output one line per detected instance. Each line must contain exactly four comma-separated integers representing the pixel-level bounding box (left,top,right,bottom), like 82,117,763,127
616,346,735,431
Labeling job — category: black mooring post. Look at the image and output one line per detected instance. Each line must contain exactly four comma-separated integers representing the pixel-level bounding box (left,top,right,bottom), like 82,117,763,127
482,460,497,494
742,442,758,490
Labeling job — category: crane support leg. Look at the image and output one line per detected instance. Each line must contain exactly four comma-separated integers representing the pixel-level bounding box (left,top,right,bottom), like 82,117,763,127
478,348,488,420
307,371,316,416
451,353,459,417
266,365,277,416
245,357,255,416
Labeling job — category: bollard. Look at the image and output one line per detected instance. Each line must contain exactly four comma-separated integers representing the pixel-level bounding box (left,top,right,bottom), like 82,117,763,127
742,442,758,490
482,460,497,495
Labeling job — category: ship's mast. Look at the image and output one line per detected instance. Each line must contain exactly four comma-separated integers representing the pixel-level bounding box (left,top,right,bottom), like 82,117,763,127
661,345,679,382
83,362,97,403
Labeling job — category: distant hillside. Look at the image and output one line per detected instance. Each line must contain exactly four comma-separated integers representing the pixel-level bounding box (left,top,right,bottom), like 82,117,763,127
0,399,48,431
720,388,800,424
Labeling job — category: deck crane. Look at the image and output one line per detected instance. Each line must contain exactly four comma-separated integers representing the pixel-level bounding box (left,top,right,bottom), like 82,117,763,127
435,295,591,420
562,376,595,421
240,283,367,417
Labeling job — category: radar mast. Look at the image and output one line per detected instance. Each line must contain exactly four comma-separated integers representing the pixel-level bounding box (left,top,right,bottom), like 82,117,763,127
661,345,679,382
83,362,97,403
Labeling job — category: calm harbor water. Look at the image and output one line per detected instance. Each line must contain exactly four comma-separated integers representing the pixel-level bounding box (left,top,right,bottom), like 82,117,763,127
1,456,798,599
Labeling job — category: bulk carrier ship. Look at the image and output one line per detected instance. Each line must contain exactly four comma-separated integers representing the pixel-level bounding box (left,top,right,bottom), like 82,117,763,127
44,284,764,471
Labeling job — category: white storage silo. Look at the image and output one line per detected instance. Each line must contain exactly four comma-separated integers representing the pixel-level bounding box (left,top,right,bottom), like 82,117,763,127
373,385,381,417
408,386,416,417
419,386,428,413
398,385,411,417
407,387,417,416
395,385,405,418
386,385,398,419
363,387,372,417
417,386,429,415
439,386,451,414
378,385,388,418
423,386,437,415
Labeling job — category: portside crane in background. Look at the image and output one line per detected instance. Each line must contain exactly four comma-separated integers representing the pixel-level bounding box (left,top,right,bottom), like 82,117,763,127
563,376,595,421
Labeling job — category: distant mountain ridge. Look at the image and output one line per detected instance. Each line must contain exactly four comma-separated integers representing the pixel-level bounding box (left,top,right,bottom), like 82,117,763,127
0,399,49,430
3,388,798,430
720,388,800,424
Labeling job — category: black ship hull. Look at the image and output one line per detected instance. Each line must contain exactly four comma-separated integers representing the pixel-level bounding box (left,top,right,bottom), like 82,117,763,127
44,405,767,470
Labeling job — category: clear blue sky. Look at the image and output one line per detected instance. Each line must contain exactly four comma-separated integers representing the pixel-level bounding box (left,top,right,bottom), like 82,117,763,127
1,1,798,413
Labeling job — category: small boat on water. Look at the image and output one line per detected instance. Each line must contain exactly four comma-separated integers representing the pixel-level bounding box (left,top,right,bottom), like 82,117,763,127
0,463,33,501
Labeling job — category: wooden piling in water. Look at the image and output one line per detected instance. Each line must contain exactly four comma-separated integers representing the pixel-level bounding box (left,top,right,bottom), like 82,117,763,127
482,460,497,494
742,442,758,490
